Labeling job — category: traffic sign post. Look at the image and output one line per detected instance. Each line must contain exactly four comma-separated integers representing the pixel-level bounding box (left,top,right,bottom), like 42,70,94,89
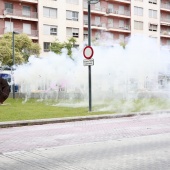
83,46,94,112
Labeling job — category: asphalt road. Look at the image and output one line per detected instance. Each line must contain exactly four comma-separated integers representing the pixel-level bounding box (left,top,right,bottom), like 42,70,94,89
0,113,170,170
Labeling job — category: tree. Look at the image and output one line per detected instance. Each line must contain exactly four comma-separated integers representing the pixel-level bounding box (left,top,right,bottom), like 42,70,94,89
0,33,41,66
50,37,77,58
50,39,65,55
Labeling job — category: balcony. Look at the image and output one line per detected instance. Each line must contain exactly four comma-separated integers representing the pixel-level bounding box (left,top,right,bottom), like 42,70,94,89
106,8,131,18
83,20,106,30
106,0,131,4
10,0,38,3
161,3,170,11
83,3,106,15
107,23,131,33
3,8,38,21
161,17,170,25
1,27,38,39
160,30,170,38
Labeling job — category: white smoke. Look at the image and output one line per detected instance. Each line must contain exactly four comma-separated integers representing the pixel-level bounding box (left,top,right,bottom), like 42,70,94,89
14,35,170,111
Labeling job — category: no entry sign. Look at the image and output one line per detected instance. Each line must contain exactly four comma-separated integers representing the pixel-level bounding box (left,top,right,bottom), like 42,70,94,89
83,46,94,60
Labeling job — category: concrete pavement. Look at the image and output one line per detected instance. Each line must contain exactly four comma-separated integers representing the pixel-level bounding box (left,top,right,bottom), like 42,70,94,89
0,112,170,169
0,133,170,170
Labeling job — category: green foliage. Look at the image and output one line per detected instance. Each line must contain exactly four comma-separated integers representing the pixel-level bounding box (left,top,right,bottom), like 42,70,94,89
120,41,126,49
50,39,65,54
0,32,41,66
50,37,76,58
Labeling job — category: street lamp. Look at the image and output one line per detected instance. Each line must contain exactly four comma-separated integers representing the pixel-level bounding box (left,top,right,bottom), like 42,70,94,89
12,31,19,99
87,0,100,112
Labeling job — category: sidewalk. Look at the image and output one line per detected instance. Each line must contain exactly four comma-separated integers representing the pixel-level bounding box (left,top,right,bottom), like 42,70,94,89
1,110,169,128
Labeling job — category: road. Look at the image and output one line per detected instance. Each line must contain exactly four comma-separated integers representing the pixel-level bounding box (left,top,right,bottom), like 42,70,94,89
0,113,170,170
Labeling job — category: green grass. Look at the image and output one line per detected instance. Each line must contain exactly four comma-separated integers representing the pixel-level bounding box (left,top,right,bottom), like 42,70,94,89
0,98,112,122
0,98,170,122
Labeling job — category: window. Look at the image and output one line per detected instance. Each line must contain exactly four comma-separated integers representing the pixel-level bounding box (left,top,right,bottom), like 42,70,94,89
119,20,124,28
43,7,57,18
167,40,170,45
134,6,143,16
43,25,57,35
149,9,157,18
22,6,31,17
66,0,79,5
5,2,13,13
95,32,101,40
119,6,124,15
134,21,143,30
149,0,157,4
149,24,157,31
84,15,88,25
119,34,124,41
23,23,31,34
66,27,79,38
84,30,88,39
44,42,50,52
95,2,101,10
95,16,101,26
5,21,13,32
108,4,114,13
66,10,78,21
108,18,114,27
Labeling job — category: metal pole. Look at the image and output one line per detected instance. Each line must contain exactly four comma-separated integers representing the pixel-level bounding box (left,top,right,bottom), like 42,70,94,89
12,31,15,99
88,1,92,112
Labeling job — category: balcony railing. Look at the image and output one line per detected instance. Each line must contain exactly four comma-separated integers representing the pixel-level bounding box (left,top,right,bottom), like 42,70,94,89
84,3,106,13
107,23,130,31
18,0,38,3
106,8,130,16
161,3,170,10
107,0,131,3
3,28,38,37
161,17,170,23
91,22,106,28
84,20,106,28
4,8,38,19
160,30,170,36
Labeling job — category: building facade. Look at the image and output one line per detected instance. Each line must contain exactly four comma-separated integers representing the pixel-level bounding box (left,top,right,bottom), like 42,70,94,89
83,0,170,47
0,0,170,53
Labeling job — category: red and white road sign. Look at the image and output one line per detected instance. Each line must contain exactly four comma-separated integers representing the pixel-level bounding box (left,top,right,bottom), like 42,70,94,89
83,46,94,60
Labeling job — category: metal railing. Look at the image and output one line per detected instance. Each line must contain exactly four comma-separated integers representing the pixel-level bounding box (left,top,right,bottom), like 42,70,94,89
161,3,170,10
160,30,170,36
161,17,170,23
106,8,130,16
0,28,38,37
4,8,38,19
107,24,130,31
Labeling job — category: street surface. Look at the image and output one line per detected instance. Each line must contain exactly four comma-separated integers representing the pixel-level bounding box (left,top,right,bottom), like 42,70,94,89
0,113,170,170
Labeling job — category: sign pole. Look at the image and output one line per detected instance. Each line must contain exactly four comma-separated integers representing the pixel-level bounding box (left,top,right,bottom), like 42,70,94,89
88,0,92,112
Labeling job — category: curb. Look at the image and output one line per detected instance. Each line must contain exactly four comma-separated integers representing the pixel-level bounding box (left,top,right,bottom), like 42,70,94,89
0,110,169,128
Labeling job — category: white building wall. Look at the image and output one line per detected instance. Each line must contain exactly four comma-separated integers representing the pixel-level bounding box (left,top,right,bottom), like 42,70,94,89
131,0,160,43
38,0,83,54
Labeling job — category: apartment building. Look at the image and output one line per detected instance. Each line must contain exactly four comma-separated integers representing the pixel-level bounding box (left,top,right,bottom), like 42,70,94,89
0,0,83,53
83,0,170,47
0,0,170,53
0,0,38,42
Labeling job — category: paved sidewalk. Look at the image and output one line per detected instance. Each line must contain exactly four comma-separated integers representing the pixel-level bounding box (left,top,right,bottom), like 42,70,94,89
0,133,170,170
0,110,170,128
